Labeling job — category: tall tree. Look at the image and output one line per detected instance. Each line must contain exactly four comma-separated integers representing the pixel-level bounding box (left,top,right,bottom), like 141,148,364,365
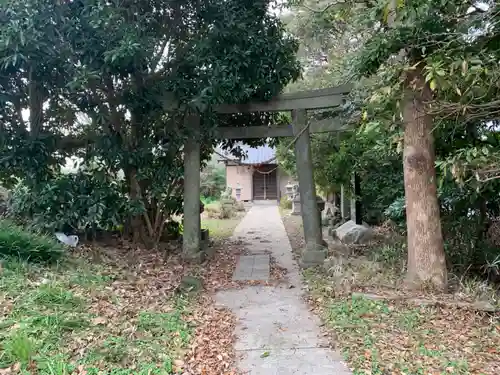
286,0,500,289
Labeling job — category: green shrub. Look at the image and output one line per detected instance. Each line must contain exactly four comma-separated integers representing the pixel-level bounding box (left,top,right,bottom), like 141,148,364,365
234,201,246,212
204,203,220,218
219,204,235,219
204,202,235,219
370,244,406,269
8,172,130,233
279,196,292,210
383,197,406,223
201,196,218,205
0,220,64,263
200,163,226,199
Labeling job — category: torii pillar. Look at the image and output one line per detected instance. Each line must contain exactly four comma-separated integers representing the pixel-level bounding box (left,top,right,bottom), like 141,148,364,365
182,113,204,262
292,109,327,267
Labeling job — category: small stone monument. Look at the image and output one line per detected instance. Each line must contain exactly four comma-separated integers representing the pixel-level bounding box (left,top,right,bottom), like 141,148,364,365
291,184,301,215
322,201,336,226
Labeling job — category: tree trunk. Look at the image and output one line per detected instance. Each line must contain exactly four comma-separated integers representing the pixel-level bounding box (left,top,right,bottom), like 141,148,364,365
28,67,44,137
125,167,146,243
403,68,448,290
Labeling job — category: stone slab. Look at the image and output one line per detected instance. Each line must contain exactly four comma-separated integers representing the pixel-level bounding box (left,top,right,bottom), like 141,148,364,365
253,254,271,266
233,254,270,281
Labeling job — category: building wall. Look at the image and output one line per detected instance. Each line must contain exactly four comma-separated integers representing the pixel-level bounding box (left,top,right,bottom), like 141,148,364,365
226,164,293,201
226,165,253,201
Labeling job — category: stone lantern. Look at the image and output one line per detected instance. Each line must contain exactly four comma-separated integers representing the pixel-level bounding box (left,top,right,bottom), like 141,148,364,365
291,184,301,215
235,182,242,201
285,181,294,200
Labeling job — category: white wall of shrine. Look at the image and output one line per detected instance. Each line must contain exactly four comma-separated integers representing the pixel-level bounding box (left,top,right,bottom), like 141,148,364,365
226,165,253,201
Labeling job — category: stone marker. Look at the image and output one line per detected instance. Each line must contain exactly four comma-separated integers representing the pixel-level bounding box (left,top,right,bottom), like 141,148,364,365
321,201,336,226
335,220,372,245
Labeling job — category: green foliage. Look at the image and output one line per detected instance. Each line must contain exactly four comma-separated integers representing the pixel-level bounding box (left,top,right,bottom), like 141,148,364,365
2,332,35,365
278,127,404,224
384,197,406,224
0,0,301,243
200,160,226,199
8,171,129,233
281,0,500,280
0,220,64,263
279,195,292,210
201,196,218,205
370,244,406,270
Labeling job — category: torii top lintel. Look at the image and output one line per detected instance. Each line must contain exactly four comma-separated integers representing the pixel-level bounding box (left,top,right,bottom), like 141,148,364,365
162,84,352,114
214,85,352,113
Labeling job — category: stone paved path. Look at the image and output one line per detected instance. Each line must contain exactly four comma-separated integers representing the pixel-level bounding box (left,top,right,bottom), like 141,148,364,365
233,254,270,281
215,201,351,374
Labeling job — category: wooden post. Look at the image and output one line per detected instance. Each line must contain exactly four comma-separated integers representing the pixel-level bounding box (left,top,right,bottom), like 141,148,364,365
340,184,350,220
183,114,203,261
352,172,362,224
292,109,325,267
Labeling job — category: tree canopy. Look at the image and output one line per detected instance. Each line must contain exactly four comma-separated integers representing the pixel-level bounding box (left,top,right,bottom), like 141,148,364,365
277,0,500,288
0,0,300,243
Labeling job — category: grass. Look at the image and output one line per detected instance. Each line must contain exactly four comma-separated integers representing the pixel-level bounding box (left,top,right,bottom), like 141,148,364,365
0,220,64,262
0,252,195,374
201,206,246,239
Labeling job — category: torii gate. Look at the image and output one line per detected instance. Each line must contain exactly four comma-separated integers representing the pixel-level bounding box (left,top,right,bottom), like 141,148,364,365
180,85,352,267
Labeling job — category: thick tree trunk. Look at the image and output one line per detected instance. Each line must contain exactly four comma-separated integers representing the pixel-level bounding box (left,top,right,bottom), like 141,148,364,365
403,68,447,290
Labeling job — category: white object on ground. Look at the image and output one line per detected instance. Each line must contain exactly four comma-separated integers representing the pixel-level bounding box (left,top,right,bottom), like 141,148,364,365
55,232,79,247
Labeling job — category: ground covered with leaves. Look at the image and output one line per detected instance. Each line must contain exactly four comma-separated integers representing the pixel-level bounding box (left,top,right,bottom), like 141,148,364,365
0,237,244,375
282,212,500,375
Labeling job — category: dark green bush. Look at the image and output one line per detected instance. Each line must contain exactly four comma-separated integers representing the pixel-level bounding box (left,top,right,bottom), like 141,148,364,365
8,172,130,233
200,162,226,199
383,197,406,223
0,220,64,263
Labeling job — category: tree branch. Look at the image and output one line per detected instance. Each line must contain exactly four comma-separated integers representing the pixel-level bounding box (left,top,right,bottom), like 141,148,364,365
152,38,169,72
